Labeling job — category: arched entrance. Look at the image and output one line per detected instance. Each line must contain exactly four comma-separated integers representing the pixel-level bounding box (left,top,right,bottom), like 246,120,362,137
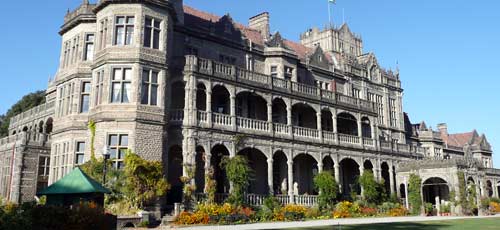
422,177,450,204
293,154,318,195
238,148,268,194
340,158,360,196
236,92,267,120
211,144,230,193
337,112,358,136
212,85,230,114
273,151,288,195
194,146,206,193
167,145,183,205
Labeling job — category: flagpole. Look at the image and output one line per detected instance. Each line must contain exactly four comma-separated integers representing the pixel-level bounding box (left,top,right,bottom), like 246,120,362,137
328,0,332,28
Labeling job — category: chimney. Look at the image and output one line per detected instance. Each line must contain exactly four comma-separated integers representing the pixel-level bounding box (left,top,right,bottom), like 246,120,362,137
437,123,448,136
249,12,270,41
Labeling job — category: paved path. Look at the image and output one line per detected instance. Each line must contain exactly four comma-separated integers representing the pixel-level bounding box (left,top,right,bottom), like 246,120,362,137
163,214,500,230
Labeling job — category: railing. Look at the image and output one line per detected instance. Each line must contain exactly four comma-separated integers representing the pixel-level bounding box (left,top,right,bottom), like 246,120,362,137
322,131,336,142
292,82,318,97
237,117,269,132
380,141,392,150
170,109,184,122
238,69,269,85
293,126,319,139
186,55,376,113
294,195,318,207
363,138,375,147
338,133,360,145
246,194,267,206
275,195,291,206
273,123,288,135
397,143,410,153
212,112,232,126
10,101,56,126
197,111,208,123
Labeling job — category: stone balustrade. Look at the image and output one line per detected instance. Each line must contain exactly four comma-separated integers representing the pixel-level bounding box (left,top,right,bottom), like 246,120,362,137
174,110,424,156
185,55,376,114
9,101,55,128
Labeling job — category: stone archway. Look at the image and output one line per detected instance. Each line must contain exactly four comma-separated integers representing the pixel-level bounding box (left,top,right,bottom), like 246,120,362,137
196,83,207,111
212,85,230,114
422,177,450,205
323,156,334,173
194,146,206,193
273,151,288,195
236,92,268,121
167,145,183,205
381,162,391,194
238,148,269,195
486,180,493,197
293,154,318,195
340,158,360,196
363,160,374,172
337,112,358,136
292,104,317,129
211,144,230,193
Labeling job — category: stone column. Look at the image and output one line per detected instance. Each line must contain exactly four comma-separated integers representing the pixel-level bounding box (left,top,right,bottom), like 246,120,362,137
389,163,395,195
287,159,294,203
230,95,236,131
334,162,341,192
206,87,212,127
286,103,293,136
357,114,363,139
267,102,273,133
318,159,323,173
267,158,274,195
316,112,322,141
494,183,499,198
359,164,365,197
204,153,212,192
332,110,338,144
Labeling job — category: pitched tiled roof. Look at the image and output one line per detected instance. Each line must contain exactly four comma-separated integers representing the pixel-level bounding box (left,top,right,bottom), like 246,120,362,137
442,131,478,148
183,5,264,46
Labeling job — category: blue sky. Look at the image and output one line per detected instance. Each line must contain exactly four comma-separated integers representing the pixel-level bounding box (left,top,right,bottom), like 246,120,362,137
0,0,499,166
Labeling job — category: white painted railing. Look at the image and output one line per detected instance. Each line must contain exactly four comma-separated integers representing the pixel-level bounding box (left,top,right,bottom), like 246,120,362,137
276,195,291,206
212,112,232,126
274,123,288,134
213,62,234,79
170,110,184,122
338,133,360,145
237,117,269,131
294,195,318,207
293,126,319,139
197,111,208,123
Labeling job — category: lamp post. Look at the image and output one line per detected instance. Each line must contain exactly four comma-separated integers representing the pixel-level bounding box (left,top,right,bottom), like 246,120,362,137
102,145,110,185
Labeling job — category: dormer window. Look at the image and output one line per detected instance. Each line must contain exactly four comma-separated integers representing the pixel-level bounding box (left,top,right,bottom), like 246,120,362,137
284,66,293,80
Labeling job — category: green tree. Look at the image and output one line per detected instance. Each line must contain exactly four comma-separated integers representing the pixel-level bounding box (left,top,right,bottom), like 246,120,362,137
358,170,386,204
313,171,339,209
221,155,252,206
408,174,422,215
123,151,170,209
0,90,45,136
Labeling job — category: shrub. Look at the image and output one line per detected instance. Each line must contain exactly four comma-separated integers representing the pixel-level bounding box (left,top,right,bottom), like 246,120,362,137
378,202,401,214
333,201,360,218
221,156,252,206
388,206,408,217
358,171,386,204
408,174,422,215
359,207,378,217
313,171,339,210
424,203,434,214
281,204,307,221
489,202,500,213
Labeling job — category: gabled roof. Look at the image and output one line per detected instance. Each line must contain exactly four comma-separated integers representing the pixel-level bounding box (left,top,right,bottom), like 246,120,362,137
37,167,110,195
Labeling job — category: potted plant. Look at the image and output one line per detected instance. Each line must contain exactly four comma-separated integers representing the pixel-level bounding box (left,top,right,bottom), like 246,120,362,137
424,203,434,216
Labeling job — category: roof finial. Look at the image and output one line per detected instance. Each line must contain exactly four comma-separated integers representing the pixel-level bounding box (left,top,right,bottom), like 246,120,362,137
83,0,89,5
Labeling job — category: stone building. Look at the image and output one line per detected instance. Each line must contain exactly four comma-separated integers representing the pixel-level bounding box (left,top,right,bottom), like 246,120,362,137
0,0,498,214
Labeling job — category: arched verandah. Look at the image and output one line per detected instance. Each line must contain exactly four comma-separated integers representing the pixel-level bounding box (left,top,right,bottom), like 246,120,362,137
236,92,267,121
212,85,230,114
292,104,317,129
422,177,450,205
273,151,288,195
238,148,268,194
194,146,206,193
293,154,318,195
196,83,206,111
272,98,287,124
340,158,360,196
337,112,358,136
211,144,230,193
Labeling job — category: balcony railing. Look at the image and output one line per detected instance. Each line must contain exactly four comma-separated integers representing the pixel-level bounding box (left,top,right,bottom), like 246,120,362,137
186,55,376,114
171,110,425,156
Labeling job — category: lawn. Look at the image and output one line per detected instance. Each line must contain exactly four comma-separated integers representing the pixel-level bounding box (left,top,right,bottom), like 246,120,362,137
270,217,500,230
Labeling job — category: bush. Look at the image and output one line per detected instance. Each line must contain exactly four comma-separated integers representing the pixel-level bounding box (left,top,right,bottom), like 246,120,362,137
377,202,401,214
221,156,252,206
333,201,360,218
388,206,408,217
358,171,386,204
408,174,422,215
424,203,434,214
489,201,500,213
313,171,338,210
281,204,307,221
359,207,378,217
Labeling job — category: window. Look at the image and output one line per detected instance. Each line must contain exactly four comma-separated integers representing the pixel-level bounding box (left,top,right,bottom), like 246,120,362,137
80,82,91,113
352,88,361,99
389,98,398,127
284,66,293,80
270,65,278,78
141,69,159,105
75,142,85,165
246,55,254,71
99,19,108,50
84,34,95,61
38,156,50,177
115,16,135,45
108,134,128,169
111,68,132,103
94,70,104,105
219,54,236,65
144,17,161,49
368,93,384,125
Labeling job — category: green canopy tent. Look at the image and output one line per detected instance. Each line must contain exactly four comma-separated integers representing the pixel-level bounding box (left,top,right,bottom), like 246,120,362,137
37,167,111,207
